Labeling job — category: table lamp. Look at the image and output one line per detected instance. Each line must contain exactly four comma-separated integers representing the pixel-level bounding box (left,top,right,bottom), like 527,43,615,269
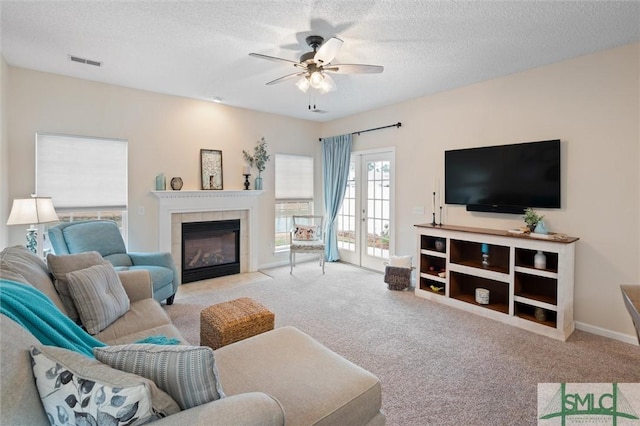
6,197,59,255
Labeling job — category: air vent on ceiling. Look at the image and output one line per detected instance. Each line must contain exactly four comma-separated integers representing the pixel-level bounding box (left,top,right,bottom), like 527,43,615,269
68,55,102,67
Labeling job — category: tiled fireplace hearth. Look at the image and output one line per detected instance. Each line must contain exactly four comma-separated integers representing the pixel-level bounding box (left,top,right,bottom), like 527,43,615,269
152,190,262,281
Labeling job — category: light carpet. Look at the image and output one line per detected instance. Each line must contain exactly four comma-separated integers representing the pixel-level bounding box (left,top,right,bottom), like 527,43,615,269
165,261,640,426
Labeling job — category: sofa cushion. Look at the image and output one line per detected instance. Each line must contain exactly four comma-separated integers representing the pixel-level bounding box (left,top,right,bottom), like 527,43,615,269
0,245,67,314
30,345,180,425
66,264,131,335
47,252,108,322
95,344,225,410
62,221,128,258
0,314,49,425
94,298,173,343
215,326,382,426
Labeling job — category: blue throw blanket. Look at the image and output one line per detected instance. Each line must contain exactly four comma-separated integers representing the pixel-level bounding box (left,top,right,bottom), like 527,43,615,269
0,279,106,357
0,279,180,357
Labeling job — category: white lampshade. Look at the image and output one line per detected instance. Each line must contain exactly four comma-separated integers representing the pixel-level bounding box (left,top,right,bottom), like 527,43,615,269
7,197,59,225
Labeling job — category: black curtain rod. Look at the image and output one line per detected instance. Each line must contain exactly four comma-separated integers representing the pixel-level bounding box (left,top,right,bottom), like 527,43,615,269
318,122,402,141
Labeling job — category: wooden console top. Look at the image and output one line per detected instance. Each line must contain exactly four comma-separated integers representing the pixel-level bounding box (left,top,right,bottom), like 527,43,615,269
414,223,579,244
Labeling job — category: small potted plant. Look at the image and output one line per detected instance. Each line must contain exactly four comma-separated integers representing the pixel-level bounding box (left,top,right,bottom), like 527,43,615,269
243,137,270,190
523,208,543,232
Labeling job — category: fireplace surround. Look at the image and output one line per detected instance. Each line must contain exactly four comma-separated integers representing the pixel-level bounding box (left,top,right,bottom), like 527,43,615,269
152,190,262,281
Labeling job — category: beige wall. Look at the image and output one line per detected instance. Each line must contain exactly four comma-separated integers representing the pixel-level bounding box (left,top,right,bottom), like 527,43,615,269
4,68,320,267
321,42,640,340
0,56,8,248
3,42,639,340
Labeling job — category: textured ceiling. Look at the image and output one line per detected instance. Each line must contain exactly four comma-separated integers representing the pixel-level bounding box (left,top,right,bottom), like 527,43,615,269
1,1,639,122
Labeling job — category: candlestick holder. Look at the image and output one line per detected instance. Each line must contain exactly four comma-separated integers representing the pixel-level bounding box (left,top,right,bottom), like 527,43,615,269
243,174,251,190
438,206,443,226
431,192,437,226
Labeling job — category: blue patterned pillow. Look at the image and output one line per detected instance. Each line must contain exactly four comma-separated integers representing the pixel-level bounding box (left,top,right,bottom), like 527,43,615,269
30,346,180,426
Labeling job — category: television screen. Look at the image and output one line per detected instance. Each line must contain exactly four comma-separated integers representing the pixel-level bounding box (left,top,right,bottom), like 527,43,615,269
444,139,561,214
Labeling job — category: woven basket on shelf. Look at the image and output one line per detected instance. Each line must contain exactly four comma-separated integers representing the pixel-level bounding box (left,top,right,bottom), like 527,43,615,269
384,266,413,291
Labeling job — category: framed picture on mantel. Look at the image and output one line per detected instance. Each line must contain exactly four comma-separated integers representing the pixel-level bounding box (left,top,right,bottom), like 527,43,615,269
200,149,223,190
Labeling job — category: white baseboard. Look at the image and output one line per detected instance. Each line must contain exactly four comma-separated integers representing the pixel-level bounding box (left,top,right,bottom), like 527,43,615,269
574,321,639,346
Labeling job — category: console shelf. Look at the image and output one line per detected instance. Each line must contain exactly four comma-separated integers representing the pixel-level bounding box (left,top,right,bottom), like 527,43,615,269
415,224,578,340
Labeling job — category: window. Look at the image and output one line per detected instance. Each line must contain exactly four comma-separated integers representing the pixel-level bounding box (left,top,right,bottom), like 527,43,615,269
274,154,314,251
36,133,128,247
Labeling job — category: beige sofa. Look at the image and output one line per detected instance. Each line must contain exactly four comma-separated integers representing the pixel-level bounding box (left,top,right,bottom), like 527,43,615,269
0,245,385,425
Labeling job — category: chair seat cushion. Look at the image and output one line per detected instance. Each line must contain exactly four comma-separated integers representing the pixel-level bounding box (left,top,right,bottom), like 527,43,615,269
94,299,173,344
117,266,174,290
290,241,325,252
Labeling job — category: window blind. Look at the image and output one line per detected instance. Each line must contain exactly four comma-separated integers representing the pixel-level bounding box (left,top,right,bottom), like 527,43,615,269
275,154,314,200
36,133,128,210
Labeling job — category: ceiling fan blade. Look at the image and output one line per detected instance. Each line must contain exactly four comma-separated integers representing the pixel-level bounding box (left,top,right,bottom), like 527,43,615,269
249,52,300,65
314,37,343,65
324,64,384,74
266,72,306,85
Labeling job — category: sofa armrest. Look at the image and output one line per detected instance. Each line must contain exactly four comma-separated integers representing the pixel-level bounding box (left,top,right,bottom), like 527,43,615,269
117,270,153,302
151,392,284,426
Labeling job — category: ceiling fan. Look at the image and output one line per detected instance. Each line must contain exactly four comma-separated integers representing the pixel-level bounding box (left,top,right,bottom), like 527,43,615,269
249,35,383,94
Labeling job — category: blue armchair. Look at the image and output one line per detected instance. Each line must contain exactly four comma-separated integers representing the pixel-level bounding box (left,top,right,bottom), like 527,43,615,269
48,220,179,305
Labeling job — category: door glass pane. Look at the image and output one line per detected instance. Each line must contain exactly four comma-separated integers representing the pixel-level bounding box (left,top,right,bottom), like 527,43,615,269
365,160,390,259
337,161,356,252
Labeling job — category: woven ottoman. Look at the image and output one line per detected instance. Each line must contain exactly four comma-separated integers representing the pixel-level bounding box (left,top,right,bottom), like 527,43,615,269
200,297,275,349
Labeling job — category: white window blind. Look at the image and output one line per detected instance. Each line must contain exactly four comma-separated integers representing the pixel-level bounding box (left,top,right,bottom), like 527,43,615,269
275,154,314,200
36,133,128,210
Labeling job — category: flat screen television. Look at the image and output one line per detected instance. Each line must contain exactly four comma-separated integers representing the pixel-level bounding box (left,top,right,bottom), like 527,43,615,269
444,139,561,214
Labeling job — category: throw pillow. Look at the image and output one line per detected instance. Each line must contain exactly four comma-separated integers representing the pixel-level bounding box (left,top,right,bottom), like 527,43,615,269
294,225,318,241
30,345,180,426
94,344,225,410
66,264,130,335
389,255,412,269
47,252,109,322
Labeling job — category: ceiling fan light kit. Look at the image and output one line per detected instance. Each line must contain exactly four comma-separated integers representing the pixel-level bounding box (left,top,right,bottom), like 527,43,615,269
250,34,383,96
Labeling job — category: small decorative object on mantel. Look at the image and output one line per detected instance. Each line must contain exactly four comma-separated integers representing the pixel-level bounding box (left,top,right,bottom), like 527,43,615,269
243,137,270,191
155,173,166,190
242,166,251,190
523,207,544,232
201,149,223,190
170,177,183,191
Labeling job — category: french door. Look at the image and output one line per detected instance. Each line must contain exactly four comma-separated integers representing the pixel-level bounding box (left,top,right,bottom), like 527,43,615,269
336,150,394,271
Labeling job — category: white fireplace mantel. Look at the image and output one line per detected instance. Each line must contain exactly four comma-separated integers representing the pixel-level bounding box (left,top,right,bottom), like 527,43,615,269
152,190,263,271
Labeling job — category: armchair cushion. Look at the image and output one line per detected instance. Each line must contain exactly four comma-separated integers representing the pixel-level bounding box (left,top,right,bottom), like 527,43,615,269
62,221,128,258
66,264,130,335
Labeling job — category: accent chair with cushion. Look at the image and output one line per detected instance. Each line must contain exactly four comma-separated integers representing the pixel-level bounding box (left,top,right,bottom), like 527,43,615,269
289,215,326,274
48,220,179,304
